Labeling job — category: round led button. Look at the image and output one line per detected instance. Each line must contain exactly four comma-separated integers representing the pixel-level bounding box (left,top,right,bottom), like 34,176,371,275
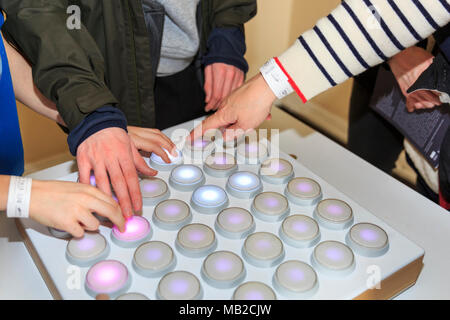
176,223,217,258
85,260,131,299
314,199,353,230
285,177,322,206
66,232,109,267
259,158,294,184
279,215,320,248
202,251,246,289
215,207,255,239
311,241,355,276
233,282,277,300
226,171,263,198
153,199,192,230
133,241,176,277
190,185,229,214
116,293,149,300
236,141,269,164
111,216,152,248
184,138,215,160
140,178,170,206
273,260,318,298
157,271,203,300
149,148,183,171
346,223,389,257
251,192,290,222
169,165,205,192
49,227,72,239
203,152,238,177
243,232,285,267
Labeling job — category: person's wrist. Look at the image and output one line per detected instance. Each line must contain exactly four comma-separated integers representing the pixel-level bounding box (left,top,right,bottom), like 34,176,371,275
254,73,277,103
6,176,33,219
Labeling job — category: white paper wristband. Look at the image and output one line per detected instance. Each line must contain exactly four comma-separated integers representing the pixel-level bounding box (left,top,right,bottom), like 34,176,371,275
6,176,33,219
260,58,294,100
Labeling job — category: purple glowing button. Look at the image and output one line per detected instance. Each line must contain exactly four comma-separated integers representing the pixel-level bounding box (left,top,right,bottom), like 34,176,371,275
312,241,355,275
133,241,175,277
66,232,109,267
243,232,284,267
153,199,191,230
280,215,320,248
285,177,322,205
233,282,277,300
346,223,389,257
215,207,255,239
314,199,353,230
274,260,318,297
140,178,169,205
202,251,245,288
85,260,130,298
251,192,290,222
260,158,294,184
111,216,152,248
176,224,216,257
157,271,202,300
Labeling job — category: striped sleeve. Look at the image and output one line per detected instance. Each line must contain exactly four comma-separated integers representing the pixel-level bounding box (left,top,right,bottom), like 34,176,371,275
274,0,450,102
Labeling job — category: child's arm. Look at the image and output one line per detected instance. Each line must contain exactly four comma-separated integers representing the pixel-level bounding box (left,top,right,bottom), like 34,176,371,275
0,175,125,237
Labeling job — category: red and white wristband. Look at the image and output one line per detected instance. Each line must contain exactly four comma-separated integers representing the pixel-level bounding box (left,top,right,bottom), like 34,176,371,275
260,58,294,100
6,176,32,219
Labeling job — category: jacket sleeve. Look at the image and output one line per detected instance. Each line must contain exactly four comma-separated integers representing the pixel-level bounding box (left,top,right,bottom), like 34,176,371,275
0,0,118,131
210,0,257,29
276,0,450,102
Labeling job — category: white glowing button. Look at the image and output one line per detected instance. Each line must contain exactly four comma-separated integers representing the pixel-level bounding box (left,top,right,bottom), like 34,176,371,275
150,148,183,171
66,232,109,267
116,293,149,300
202,251,246,289
251,192,290,222
226,171,263,198
236,141,269,164
311,241,355,276
215,207,255,239
233,282,277,300
176,224,217,258
157,271,203,300
280,215,320,248
153,199,192,230
169,165,205,191
203,152,238,177
314,199,353,230
111,216,152,248
243,232,285,268
259,158,294,184
190,185,229,214
133,241,176,277
140,178,170,206
346,223,389,257
285,177,322,206
85,260,131,299
273,260,318,298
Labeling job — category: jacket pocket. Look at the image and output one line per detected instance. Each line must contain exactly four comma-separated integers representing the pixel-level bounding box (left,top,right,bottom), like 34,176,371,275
141,0,165,79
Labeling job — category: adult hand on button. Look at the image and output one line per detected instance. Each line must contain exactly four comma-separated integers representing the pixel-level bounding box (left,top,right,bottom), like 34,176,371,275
128,126,177,162
77,127,155,218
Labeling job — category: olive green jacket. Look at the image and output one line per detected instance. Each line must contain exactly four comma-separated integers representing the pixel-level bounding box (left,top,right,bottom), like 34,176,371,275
0,0,257,131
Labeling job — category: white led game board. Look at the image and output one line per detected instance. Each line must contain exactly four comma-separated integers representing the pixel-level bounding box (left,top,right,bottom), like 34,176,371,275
16,126,424,300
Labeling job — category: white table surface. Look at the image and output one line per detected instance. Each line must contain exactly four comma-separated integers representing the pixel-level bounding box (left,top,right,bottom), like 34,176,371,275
1,107,449,300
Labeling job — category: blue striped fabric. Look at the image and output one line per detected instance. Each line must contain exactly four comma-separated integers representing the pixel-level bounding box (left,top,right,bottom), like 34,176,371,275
313,26,354,78
438,0,450,13
362,0,405,51
0,14,24,176
298,36,337,86
412,0,440,30
387,0,422,41
341,1,388,61
327,14,370,69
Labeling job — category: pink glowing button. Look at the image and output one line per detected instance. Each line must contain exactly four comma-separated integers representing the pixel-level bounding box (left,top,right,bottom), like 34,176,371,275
85,260,130,298
111,216,152,248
